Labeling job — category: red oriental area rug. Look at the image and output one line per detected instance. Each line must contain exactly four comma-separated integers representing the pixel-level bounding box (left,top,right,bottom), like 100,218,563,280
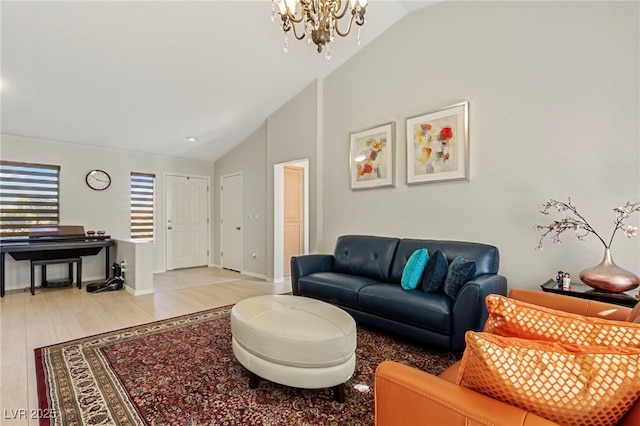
35,304,457,425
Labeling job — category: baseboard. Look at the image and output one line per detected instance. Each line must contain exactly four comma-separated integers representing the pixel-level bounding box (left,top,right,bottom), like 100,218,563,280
241,270,267,280
124,285,154,296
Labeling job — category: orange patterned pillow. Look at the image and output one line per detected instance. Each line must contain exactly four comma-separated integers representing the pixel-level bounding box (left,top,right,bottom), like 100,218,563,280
484,294,640,347
457,331,640,426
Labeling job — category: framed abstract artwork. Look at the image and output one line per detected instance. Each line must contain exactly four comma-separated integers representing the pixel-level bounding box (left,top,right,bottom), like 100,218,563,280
406,101,469,184
349,122,395,190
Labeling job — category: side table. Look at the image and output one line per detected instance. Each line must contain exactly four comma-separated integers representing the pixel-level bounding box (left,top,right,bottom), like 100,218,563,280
540,279,638,308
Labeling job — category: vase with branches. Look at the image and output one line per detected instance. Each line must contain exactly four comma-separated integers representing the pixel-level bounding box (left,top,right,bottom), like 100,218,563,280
534,198,640,293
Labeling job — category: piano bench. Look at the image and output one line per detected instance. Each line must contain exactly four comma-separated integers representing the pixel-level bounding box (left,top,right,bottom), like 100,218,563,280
30,257,82,295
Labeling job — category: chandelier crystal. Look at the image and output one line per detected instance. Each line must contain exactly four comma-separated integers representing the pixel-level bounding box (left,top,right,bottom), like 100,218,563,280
272,0,368,59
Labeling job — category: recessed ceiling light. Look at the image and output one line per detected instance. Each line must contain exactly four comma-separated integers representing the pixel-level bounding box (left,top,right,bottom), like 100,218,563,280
186,136,197,143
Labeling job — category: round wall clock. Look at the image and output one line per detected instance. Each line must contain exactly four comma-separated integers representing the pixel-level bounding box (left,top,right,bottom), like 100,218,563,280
85,169,111,191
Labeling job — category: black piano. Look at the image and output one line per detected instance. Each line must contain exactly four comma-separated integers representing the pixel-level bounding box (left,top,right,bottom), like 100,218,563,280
0,225,114,296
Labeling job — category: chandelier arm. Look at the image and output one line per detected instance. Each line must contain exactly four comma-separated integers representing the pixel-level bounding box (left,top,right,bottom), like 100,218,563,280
288,20,308,40
301,0,318,26
283,11,305,24
334,13,355,37
333,0,350,19
279,0,313,25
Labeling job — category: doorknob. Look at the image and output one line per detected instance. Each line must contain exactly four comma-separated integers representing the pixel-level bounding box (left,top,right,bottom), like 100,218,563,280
168,226,173,230
235,226,241,230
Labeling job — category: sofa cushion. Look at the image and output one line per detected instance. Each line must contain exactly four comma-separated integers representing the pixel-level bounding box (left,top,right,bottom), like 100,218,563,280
297,272,381,309
358,283,452,334
484,294,640,348
389,239,499,282
508,288,631,321
442,257,476,300
457,331,640,426
421,249,448,293
390,240,431,283
401,249,428,290
427,240,499,276
333,235,399,282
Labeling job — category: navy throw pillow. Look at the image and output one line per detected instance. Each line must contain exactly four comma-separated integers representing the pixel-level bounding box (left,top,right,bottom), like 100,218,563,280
401,248,429,290
421,249,448,293
443,256,476,300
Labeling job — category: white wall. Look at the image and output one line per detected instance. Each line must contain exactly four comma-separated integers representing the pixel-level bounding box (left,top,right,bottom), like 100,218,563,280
321,1,639,289
266,81,319,278
115,239,154,295
213,81,319,280
213,123,268,277
1,134,214,291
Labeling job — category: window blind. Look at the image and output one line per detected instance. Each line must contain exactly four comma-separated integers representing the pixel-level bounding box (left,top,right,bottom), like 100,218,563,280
0,161,60,239
130,172,155,241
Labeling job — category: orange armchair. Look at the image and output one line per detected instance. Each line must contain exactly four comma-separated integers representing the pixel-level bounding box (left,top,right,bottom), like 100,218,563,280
374,289,640,426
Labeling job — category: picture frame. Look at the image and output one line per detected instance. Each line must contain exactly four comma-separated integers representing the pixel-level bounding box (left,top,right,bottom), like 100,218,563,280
406,101,469,184
349,122,395,190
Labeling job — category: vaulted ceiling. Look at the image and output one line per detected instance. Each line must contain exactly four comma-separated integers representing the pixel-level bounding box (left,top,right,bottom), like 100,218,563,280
1,1,434,161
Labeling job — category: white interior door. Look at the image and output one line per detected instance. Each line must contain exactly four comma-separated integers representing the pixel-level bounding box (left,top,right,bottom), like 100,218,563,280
166,175,209,270
221,173,242,272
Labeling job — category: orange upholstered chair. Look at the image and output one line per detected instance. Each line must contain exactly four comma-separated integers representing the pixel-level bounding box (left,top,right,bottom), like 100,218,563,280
374,289,640,426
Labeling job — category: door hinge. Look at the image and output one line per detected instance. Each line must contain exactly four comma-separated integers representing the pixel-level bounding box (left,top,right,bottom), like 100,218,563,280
221,251,223,258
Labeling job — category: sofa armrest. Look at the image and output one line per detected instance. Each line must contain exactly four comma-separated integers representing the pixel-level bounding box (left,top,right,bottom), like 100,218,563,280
450,273,507,351
374,360,557,426
508,288,631,321
290,254,333,295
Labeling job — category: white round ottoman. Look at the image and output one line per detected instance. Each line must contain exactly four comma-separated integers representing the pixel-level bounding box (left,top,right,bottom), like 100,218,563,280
230,294,356,402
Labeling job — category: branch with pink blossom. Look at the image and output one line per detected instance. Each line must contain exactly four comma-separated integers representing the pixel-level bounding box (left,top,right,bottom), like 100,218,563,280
534,198,640,250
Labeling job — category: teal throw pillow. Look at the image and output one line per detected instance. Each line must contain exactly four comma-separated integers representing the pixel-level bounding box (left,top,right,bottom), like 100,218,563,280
421,249,448,293
443,256,476,300
401,248,429,290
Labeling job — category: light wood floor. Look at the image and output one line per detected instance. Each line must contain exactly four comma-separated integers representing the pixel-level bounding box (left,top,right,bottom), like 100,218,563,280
0,267,291,426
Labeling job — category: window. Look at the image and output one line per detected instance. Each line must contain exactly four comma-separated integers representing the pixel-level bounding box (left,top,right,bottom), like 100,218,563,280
0,161,60,239
130,172,155,241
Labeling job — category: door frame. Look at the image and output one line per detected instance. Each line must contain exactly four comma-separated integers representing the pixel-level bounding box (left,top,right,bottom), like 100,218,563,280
273,159,309,283
220,172,243,272
163,172,211,272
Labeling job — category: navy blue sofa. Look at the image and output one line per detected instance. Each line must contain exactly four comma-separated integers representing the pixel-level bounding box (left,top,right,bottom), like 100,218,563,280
291,235,507,352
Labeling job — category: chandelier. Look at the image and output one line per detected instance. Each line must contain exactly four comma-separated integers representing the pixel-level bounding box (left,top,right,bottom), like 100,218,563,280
272,0,368,59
